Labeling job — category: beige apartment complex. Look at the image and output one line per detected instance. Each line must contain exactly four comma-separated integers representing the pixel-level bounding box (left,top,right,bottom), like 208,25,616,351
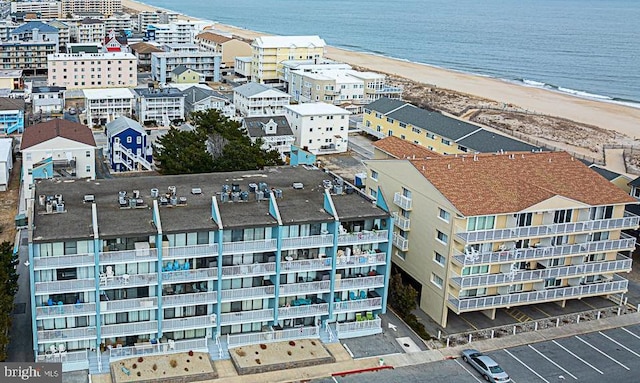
251,35,325,84
195,32,251,69
365,140,638,327
47,52,137,89
10,1,61,19
61,0,122,16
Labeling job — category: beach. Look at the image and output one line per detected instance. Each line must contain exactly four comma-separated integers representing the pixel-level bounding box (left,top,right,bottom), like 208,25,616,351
121,0,640,138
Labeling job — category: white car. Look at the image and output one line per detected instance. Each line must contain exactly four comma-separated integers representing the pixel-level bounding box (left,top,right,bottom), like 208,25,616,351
461,349,511,382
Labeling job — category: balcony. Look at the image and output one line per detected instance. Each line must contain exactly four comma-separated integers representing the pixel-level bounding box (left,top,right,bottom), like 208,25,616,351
281,234,334,250
100,297,157,313
392,233,409,251
162,291,217,307
108,338,208,362
393,192,412,210
163,243,219,259
221,263,275,278
448,275,629,313
102,272,158,289
219,309,274,325
451,255,631,288
282,258,332,272
336,275,385,291
338,230,388,245
163,315,215,331
37,326,96,342
452,236,637,266
35,278,95,294
278,303,329,319
333,297,382,314
336,252,386,269
220,285,275,302
226,326,319,348
101,321,158,338
392,212,411,231
34,253,94,270
162,268,218,284
279,280,331,296
99,246,158,263
336,318,382,339
36,302,96,319
456,215,640,243
36,349,88,365
222,239,277,255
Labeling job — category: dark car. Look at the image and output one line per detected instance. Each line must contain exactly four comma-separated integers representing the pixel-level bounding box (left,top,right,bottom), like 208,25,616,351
461,349,511,382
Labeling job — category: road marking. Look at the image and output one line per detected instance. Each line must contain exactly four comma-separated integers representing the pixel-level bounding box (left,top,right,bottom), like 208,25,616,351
528,345,578,380
454,358,483,382
575,335,629,370
621,327,640,341
533,305,550,317
458,315,479,330
582,300,597,310
598,331,640,358
552,340,603,374
504,349,549,383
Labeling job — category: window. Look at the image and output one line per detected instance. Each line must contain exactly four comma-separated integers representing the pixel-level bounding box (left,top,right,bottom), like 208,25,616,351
548,257,564,267
386,117,394,123
590,206,613,220
85,165,91,172
371,170,378,181
508,284,523,293
585,253,605,262
369,188,377,199
460,287,487,297
431,273,443,288
467,216,495,231
441,138,451,145
85,151,91,157
126,136,132,143
434,252,445,266
457,145,468,152
544,278,562,288
436,230,448,244
516,213,532,227
396,250,406,260
399,122,407,128
554,209,572,224
438,208,450,222
462,265,489,276
426,132,435,139
634,188,640,199
411,127,420,133
136,136,142,144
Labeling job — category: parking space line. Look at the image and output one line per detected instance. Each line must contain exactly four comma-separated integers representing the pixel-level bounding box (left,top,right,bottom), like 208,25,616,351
504,349,549,383
552,340,603,374
454,358,483,382
458,315,479,330
582,300,597,310
621,327,640,340
528,345,578,380
575,335,630,370
533,306,550,317
598,331,640,358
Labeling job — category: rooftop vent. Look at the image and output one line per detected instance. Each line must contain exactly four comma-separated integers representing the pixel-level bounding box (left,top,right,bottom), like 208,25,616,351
83,194,95,203
231,183,241,193
248,183,258,193
178,196,187,205
38,195,46,206
151,188,159,198
292,182,304,190
168,185,176,195
191,188,202,195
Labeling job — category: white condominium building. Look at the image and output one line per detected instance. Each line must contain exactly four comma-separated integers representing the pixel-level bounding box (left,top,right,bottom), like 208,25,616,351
83,88,135,128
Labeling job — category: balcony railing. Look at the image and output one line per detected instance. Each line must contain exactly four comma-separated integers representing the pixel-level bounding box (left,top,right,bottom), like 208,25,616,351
35,278,95,294
452,236,637,266
456,216,640,243
101,321,158,337
448,276,628,312
109,338,208,362
163,243,218,259
278,303,329,319
336,275,385,291
392,233,409,251
36,302,96,319
162,268,218,284
281,234,334,250
220,285,275,302
336,252,386,269
102,272,158,288
219,309,274,325
226,326,319,348
338,230,388,245
222,239,277,255
37,326,96,341
451,256,632,288
333,297,382,313
34,253,94,270
99,246,158,264
279,280,331,296
162,291,217,307
282,258,332,272
163,315,214,331
393,192,412,210
36,349,88,364
221,263,275,278
392,212,411,230
100,297,157,313
336,318,382,339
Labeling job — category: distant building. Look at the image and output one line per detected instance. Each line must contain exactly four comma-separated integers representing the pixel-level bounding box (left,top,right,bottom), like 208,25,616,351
136,10,178,32
47,20,70,49
151,44,221,84
195,32,251,70
83,87,135,128
133,87,185,127
61,0,122,17
0,97,25,134
181,85,234,118
2,21,59,75
243,116,295,160
129,42,163,71
0,69,24,91
251,35,326,84
75,18,105,44
233,82,291,117
233,56,252,80
170,65,203,84
103,29,128,52
47,52,137,89
103,12,132,33
0,137,12,191
31,86,66,114
145,21,208,45
588,165,633,195
284,102,350,155
105,116,152,172
10,1,60,19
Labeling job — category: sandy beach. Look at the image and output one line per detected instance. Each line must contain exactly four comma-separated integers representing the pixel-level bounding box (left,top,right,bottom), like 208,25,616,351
121,0,640,138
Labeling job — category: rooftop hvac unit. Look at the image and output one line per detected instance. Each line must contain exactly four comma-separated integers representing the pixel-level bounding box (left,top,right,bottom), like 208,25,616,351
56,203,65,212
220,193,229,203
345,186,354,195
168,185,176,195
135,198,145,207
151,188,159,198
322,180,332,189
83,194,95,203
169,196,178,206
191,188,202,195
240,191,249,201
248,183,258,193
231,183,241,192
231,192,240,202
45,203,53,214
129,198,136,208
274,189,283,198
119,191,127,198
38,195,46,206
292,182,304,190
333,185,343,195
263,188,271,198
178,197,187,205
334,177,344,186
119,197,127,207
159,196,169,206
258,182,268,192
133,190,140,199
222,184,230,193
256,190,264,201
55,194,63,204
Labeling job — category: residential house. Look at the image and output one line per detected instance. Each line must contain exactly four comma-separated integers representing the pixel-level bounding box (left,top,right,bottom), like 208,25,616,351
83,87,135,128
105,116,152,172
250,35,326,85
181,85,234,118
194,32,251,71
136,10,178,32
75,18,105,44
233,82,290,117
133,87,185,127
284,103,350,155
27,165,391,371
364,147,638,327
243,116,295,160
0,70,24,91
0,97,24,134
170,65,203,84
151,44,221,84
61,0,122,16
10,1,61,19
129,42,163,71
47,52,137,89
233,56,252,80
0,138,12,191
31,86,66,114
2,21,58,75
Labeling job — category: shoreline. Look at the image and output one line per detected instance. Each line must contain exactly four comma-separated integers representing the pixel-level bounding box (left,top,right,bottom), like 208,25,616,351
122,0,640,137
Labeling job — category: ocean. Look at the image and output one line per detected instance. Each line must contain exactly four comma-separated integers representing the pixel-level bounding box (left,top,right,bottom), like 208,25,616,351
137,0,640,107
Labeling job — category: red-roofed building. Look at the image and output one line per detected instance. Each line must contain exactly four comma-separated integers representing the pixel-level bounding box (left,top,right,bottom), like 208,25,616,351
103,29,128,52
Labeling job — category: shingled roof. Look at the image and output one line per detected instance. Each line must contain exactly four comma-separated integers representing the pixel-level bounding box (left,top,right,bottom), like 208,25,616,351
21,119,96,150
372,136,440,159
195,32,231,44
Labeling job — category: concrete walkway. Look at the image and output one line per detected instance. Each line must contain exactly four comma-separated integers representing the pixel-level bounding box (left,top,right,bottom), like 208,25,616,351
604,148,636,178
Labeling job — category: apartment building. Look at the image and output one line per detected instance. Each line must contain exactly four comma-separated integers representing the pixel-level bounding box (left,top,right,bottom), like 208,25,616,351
103,12,132,33
47,52,137,89
75,18,105,44
251,35,326,84
0,20,19,41
31,86,66,113
234,56,251,80
129,42,163,71
362,98,541,153
364,146,638,327
233,82,291,117
195,32,251,69
136,10,179,32
1,21,58,75
151,45,221,84
0,138,12,192
284,103,350,155
27,166,391,371
61,0,122,17
145,21,208,45
133,87,185,127
83,87,135,128
47,20,70,49
10,1,61,19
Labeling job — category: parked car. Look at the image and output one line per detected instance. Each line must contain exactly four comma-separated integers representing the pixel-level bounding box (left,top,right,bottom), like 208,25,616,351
461,349,511,382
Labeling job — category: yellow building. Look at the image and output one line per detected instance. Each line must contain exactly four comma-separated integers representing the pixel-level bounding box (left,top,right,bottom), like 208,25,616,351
251,35,326,85
195,32,251,70
170,65,203,84
365,141,638,327
0,70,23,90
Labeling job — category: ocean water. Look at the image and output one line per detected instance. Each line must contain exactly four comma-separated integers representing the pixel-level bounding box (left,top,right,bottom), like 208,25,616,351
138,0,640,106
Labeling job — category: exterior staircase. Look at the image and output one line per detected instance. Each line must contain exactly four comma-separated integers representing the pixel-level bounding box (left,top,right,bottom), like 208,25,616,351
113,141,153,171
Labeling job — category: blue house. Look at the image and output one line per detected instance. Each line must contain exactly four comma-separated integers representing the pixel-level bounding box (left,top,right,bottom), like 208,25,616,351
0,98,25,134
105,116,153,172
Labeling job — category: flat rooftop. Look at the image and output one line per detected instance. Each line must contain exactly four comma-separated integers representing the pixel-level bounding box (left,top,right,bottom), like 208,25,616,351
32,167,387,242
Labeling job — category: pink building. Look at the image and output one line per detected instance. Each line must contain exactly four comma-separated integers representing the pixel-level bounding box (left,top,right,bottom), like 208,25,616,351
47,52,137,89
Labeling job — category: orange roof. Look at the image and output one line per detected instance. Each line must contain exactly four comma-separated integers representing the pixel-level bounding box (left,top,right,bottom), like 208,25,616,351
129,42,163,54
373,136,441,159
410,151,635,216
21,119,96,150
195,32,232,44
